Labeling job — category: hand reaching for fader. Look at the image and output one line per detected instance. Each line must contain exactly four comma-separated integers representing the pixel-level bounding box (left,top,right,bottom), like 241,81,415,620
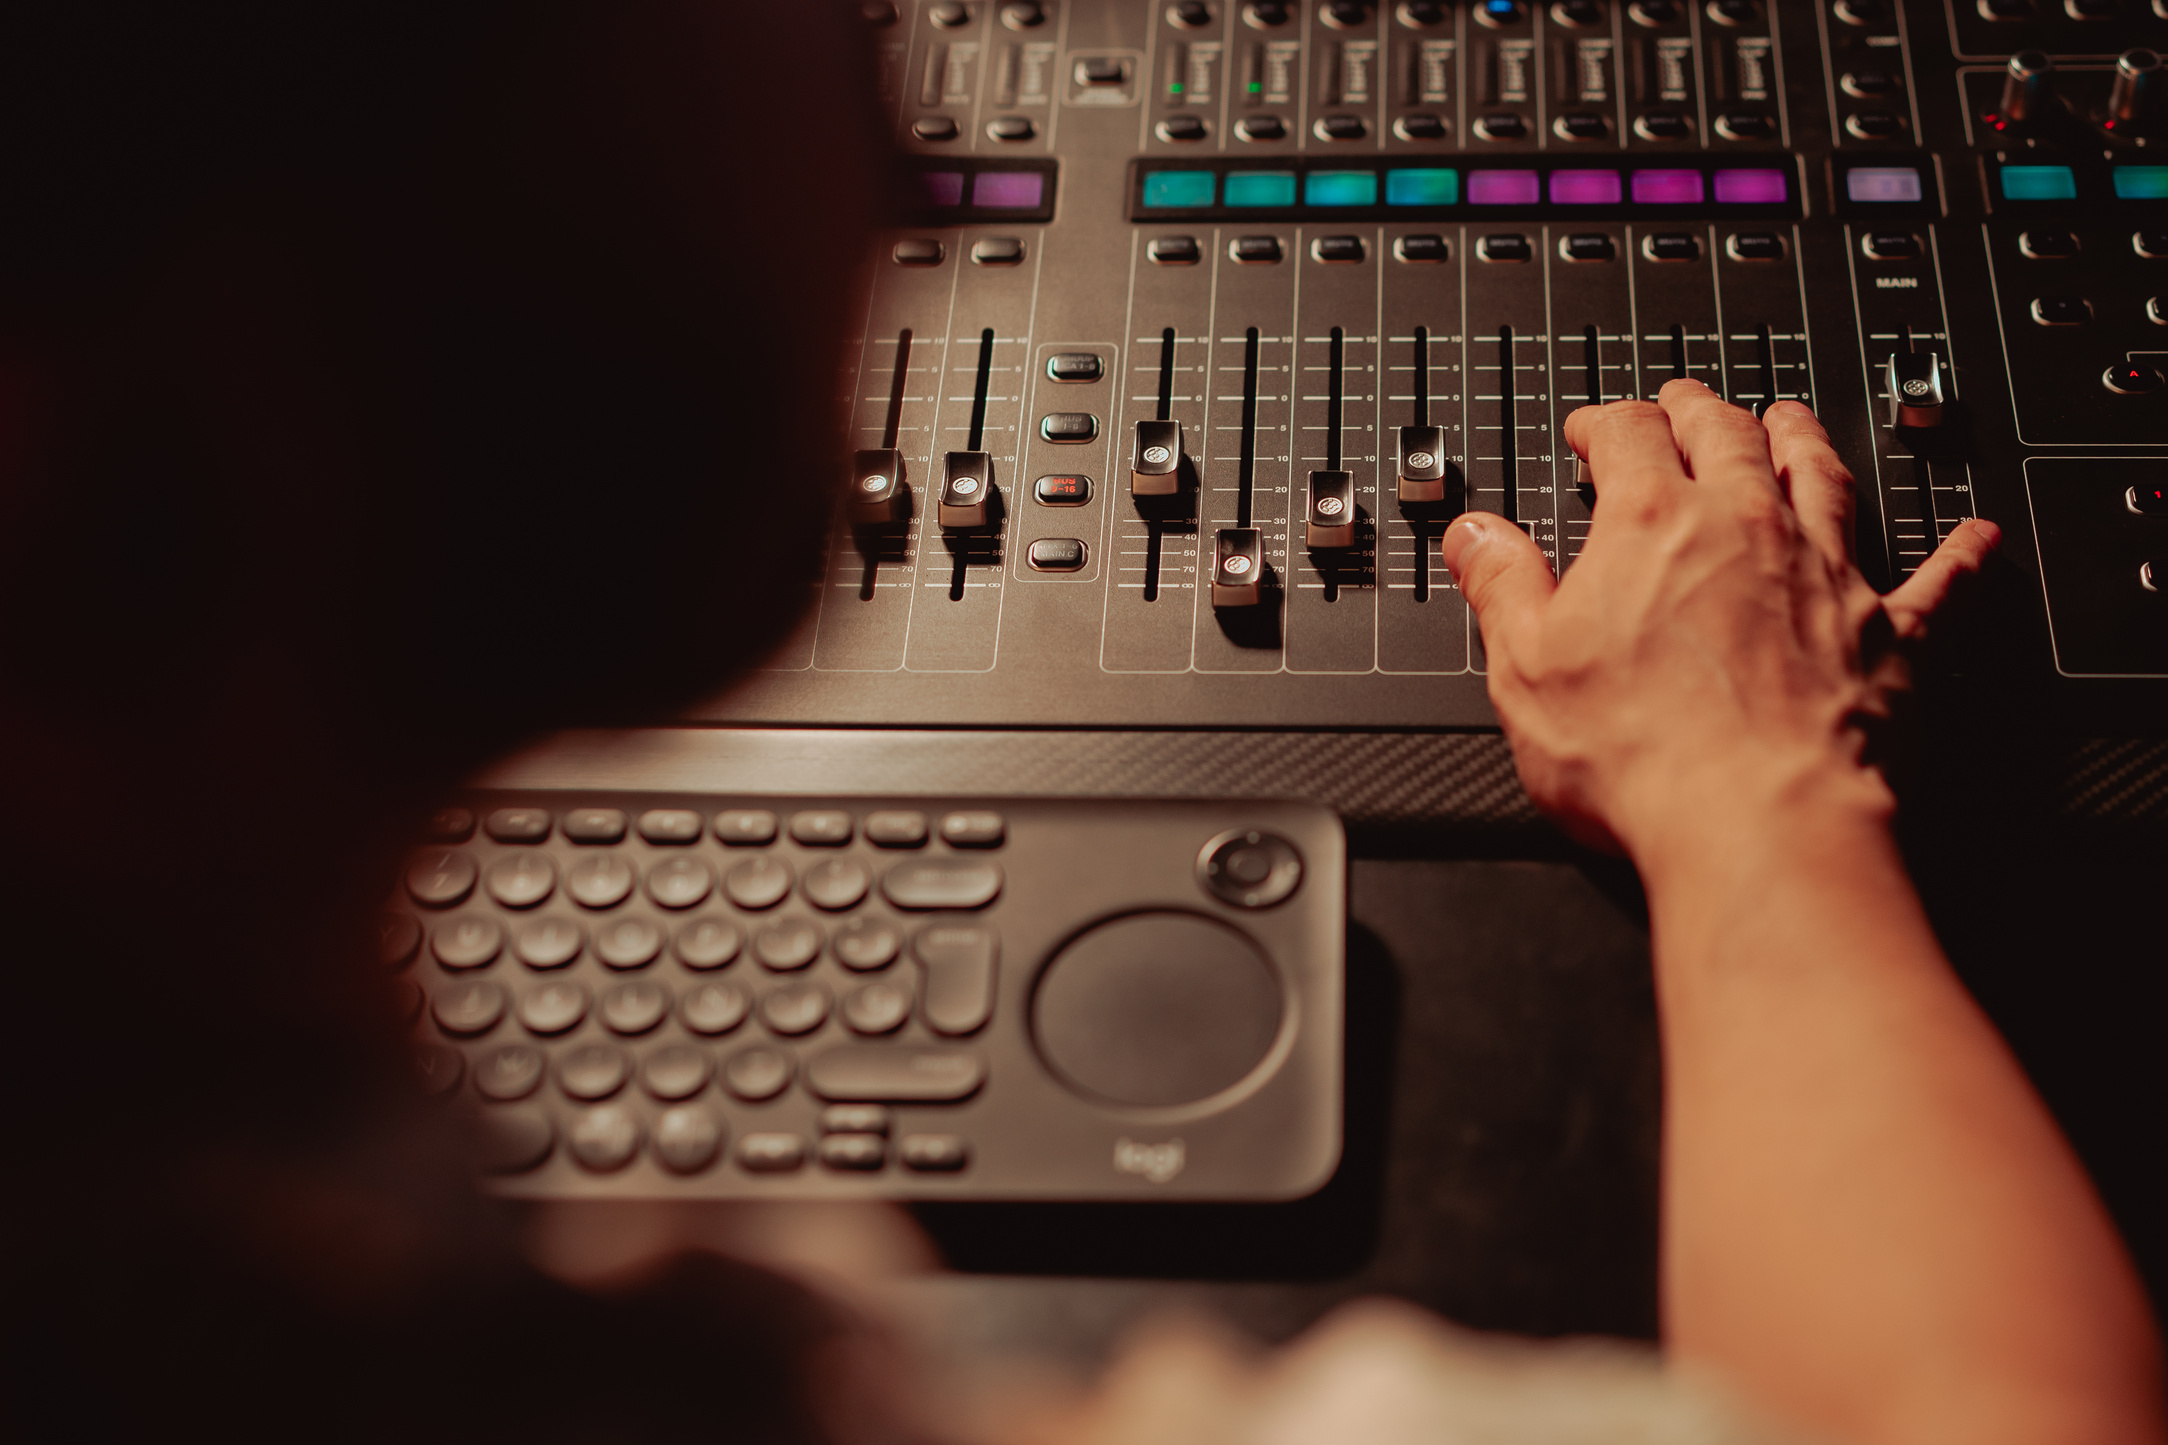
1439,382,1998,864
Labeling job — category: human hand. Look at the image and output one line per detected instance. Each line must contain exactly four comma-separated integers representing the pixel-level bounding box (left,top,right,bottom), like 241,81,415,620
1438,382,1998,863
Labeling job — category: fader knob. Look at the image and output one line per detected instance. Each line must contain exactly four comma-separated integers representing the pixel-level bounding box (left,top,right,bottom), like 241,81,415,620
938,451,996,528
1132,419,1184,497
849,449,908,527
1998,50,2055,124
1171,0,1215,24
2107,49,2162,128
1884,352,1946,429
1321,0,1370,25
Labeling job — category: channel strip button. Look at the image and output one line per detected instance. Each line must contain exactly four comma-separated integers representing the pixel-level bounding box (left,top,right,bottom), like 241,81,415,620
805,1044,989,1102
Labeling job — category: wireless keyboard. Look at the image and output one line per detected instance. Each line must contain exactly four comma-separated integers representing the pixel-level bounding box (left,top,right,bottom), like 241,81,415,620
389,793,1344,1200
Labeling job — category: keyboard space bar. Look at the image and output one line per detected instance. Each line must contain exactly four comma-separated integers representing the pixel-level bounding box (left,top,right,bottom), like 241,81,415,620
804,1044,988,1102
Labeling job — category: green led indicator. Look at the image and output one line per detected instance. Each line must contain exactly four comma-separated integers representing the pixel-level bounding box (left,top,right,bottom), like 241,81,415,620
1169,81,1184,93
1248,81,1261,92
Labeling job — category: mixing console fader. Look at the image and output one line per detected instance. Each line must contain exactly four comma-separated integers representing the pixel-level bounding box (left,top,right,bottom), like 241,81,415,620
715,0,2168,729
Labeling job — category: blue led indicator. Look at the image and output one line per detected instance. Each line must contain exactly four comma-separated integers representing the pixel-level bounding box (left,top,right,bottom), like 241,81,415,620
1386,168,1459,206
2112,166,2168,200
1225,171,1299,207
2001,165,2077,201
1142,170,1216,209
1305,170,1380,207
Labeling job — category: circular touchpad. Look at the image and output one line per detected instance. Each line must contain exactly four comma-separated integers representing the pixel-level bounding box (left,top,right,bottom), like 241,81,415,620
1033,912,1284,1108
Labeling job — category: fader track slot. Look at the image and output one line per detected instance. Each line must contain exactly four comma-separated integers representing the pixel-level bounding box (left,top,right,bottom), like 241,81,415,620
1239,328,1260,530
1498,326,1518,527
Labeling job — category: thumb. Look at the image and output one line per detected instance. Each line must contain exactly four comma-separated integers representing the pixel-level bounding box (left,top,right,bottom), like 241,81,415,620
1440,512,1555,663
1882,516,2000,641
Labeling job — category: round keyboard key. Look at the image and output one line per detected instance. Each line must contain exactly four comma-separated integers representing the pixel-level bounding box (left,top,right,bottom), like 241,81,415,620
821,1104,891,1136
737,1132,806,1172
725,856,793,910
601,980,670,1035
724,1046,795,1101
517,980,588,1035
637,809,704,844
939,810,1007,848
819,1134,887,1171
432,915,504,969
645,855,714,910
761,980,832,1037
568,1104,642,1172
675,917,744,970
802,858,872,911
594,917,662,969
899,1133,971,1172
715,809,779,845
834,918,902,971
425,807,476,843
863,810,930,848
485,852,557,909
642,1044,715,1100
413,1043,464,1096
561,808,627,843
392,978,424,1022
566,854,635,910
477,1107,554,1173
405,850,476,907
485,807,552,843
789,810,855,846
559,1043,629,1100
379,911,423,968
654,1105,726,1173
475,1044,546,1101
843,980,913,1036
681,981,752,1036
432,979,505,1036
513,917,584,969
754,918,823,971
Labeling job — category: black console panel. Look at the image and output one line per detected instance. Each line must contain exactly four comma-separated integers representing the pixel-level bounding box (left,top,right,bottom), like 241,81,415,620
706,0,2166,729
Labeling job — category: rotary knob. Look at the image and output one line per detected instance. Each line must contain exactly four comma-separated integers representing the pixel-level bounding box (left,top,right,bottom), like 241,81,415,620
2107,48,2162,130
1998,50,2056,125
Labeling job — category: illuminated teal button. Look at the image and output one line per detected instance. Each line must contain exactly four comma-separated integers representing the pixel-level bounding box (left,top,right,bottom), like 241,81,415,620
2113,166,2168,200
1305,170,1379,206
1142,170,1216,209
1224,171,1299,207
2001,165,2076,201
1386,168,1459,206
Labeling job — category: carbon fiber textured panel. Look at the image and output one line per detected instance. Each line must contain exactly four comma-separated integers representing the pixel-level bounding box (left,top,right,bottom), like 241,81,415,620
2058,740,2168,824
479,729,1541,831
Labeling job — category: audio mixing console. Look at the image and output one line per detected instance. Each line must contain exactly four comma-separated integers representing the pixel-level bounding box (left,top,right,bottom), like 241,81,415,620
704,0,2168,729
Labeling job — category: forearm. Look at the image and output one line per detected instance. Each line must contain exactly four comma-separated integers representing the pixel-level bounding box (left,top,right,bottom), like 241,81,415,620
1639,778,2165,1445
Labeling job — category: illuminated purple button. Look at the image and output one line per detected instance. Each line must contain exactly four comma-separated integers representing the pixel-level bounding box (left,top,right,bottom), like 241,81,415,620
1467,169,1541,205
918,171,966,207
1845,166,1922,204
1631,168,1705,204
1549,169,1622,205
1713,168,1788,205
973,171,1045,208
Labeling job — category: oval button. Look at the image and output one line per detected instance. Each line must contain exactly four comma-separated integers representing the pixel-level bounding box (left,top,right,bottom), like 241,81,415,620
881,860,1003,910
805,1044,989,1102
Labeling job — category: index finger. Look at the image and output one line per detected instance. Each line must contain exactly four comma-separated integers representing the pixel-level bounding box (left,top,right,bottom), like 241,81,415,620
1562,400,1690,514
1655,379,1781,501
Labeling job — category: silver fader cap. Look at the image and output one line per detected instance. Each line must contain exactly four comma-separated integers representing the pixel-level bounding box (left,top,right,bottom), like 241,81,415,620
939,451,995,528
1306,471,1356,549
1212,527,1265,607
848,448,907,526
1885,351,1945,429
1132,419,1183,496
1397,425,1448,503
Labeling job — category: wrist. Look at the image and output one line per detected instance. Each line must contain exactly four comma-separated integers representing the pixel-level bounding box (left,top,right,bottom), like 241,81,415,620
1617,750,1897,900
